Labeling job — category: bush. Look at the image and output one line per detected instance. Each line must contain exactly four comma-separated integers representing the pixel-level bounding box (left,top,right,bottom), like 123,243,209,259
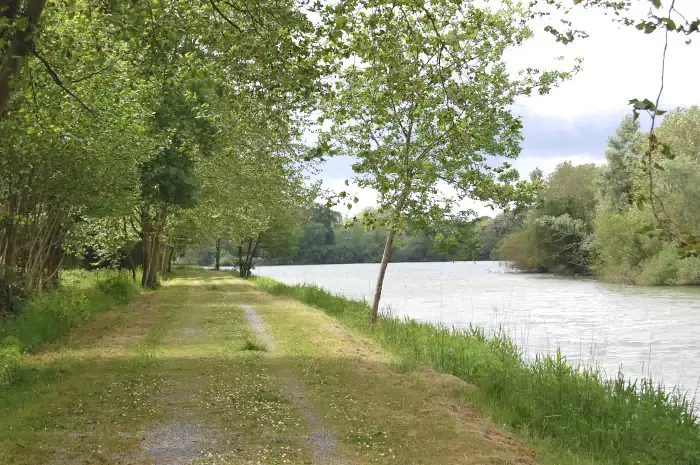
0,342,22,388
675,256,700,285
255,277,700,465
219,252,237,267
638,245,679,285
0,271,138,353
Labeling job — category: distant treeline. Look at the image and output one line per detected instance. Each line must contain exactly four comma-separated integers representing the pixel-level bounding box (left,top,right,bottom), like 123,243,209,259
181,107,700,285
495,107,700,285
180,206,491,267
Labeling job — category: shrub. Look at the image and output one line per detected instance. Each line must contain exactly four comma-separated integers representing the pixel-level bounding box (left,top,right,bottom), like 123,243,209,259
241,338,267,351
638,245,679,285
675,256,700,285
0,270,138,353
0,343,22,388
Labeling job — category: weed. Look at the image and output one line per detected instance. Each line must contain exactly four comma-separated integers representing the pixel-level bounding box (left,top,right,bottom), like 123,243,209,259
242,338,267,352
0,271,138,355
254,276,700,465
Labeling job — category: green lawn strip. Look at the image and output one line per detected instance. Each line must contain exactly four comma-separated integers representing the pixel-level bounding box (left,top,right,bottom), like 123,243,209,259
0,292,166,465
150,277,314,465
251,276,642,465
0,274,314,465
236,279,545,465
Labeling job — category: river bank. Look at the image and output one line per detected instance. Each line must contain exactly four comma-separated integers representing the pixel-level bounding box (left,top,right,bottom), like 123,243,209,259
254,274,700,465
0,269,570,465
256,261,700,401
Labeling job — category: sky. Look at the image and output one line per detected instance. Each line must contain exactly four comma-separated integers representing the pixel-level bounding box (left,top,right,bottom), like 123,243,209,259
314,0,700,217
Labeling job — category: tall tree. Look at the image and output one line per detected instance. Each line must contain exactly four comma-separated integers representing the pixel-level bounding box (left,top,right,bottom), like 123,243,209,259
599,116,642,212
322,0,570,322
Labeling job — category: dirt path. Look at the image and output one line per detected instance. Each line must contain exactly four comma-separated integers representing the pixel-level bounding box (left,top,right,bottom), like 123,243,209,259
240,302,340,464
0,272,544,465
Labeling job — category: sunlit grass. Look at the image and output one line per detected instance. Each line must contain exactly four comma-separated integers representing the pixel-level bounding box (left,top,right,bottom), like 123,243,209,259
253,276,700,465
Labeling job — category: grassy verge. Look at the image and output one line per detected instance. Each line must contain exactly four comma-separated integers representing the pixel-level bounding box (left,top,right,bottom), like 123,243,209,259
253,276,700,465
0,270,139,387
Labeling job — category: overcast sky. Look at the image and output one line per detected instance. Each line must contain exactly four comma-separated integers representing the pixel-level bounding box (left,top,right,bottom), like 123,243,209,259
315,0,700,216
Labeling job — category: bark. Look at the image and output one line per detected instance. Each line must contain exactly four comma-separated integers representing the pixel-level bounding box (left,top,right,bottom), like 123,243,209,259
0,0,47,115
167,246,174,273
370,229,395,324
238,244,244,277
127,251,137,282
44,223,63,289
160,245,172,274
369,187,410,323
141,205,165,288
214,238,221,271
241,235,261,278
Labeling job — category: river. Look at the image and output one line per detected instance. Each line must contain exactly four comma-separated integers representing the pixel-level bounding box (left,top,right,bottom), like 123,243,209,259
255,261,700,401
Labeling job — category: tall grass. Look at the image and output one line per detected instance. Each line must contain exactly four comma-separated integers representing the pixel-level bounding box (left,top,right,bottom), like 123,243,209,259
254,276,700,465
0,270,138,387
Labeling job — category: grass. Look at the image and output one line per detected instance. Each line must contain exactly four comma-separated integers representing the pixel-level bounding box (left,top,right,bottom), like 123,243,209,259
0,269,138,352
242,338,267,351
253,276,700,465
236,275,549,465
2,267,691,464
0,273,313,465
0,269,139,388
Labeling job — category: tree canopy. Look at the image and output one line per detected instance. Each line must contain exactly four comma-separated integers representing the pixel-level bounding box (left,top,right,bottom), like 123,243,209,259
1,0,698,320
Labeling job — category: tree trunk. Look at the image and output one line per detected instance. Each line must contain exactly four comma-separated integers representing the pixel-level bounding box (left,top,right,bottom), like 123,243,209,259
370,229,396,324
214,238,221,271
167,246,174,273
44,224,63,289
369,186,411,323
242,235,261,278
238,244,244,277
125,244,137,282
141,206,163,289
0,0,47,115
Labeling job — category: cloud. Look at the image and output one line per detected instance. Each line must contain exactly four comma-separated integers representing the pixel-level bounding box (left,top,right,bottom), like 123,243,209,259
518,111,624,158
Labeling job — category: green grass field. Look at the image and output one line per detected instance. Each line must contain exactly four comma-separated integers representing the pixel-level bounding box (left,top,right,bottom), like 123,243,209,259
1,269,564,465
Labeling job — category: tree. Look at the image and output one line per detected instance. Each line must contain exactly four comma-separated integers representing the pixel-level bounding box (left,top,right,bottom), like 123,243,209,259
497,162,599,275
322,0,569,322
599,116,642,212
0,0,46,114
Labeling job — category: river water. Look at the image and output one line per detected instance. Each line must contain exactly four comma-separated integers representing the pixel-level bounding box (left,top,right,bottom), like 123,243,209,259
256,261,700,400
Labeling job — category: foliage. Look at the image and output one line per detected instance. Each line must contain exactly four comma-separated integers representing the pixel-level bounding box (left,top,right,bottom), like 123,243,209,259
0,342,22,388
255,276,700,465
474,212,527,260
215,205,485,266
497,162,599,275
0,270,138,353
598,116,643,212
319,0,572,319
495,107,700,285
593,107,700,284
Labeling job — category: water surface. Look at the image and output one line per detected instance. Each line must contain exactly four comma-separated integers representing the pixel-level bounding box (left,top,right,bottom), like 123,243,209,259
256,261,700,399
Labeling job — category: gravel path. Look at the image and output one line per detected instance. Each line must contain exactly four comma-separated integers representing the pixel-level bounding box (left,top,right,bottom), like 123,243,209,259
240,303,340,464
142,423,207,465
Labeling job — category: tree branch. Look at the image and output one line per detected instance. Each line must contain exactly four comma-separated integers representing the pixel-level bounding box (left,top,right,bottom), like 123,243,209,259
32,47,96,116
70,66,108,84
208,0,243,33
